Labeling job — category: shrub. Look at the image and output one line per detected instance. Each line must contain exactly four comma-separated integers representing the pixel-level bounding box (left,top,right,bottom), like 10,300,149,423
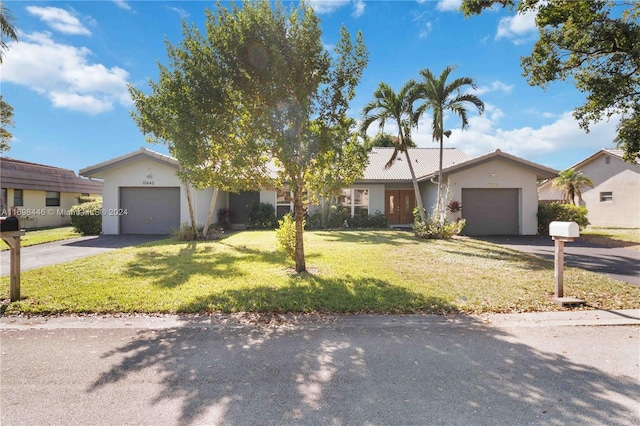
248,202,277,229
275,213,302,261
347,211,389,229
413,207,466,239
538,202,589,235
217,208,235,229
172,223,224,241
76,195,101,204
69,200,102,235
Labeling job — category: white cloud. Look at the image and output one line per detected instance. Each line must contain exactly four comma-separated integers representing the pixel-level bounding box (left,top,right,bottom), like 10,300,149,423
352,0,366,17
167,6,190,18
419,22,433,39
309,0,350,14
2,32,131,114
436,0,462,12
474,81,514,95
112,0,132,11
414,109,619,163
26,6,91,36
495,11,537,44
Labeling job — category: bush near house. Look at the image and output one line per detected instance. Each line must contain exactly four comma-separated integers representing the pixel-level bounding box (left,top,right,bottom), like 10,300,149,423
307,208,389,230
275,213,300,261
217,208,235,229
413,207,466,239
538,202,589,235
69,200,102,235
248,202,277,229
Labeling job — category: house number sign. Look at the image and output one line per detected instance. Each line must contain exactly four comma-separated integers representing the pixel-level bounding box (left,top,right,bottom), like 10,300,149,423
142,181,155,185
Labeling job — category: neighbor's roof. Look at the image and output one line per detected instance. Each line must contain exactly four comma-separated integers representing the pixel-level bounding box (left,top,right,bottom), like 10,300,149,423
0,157,102,194
570,148,640,169
80,147,179,178
418,149,559,182
360,147,471,182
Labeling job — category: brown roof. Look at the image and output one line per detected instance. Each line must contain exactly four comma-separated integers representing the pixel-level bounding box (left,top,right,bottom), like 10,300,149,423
360,147,471,182
0,157,103,194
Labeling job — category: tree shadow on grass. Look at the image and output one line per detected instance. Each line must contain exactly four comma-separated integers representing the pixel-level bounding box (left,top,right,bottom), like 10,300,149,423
86,311,640,425
313,229,420,246
124,240,291,288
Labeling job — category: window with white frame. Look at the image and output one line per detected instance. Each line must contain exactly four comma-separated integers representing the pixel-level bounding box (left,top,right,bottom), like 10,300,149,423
341,188,369,217
14,189,23,206
45,191,60,207
600,191,613,202
276,189,293,218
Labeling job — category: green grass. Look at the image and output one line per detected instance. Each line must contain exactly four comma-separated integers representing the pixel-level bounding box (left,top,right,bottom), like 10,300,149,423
581,227,640,248
1,226,81,250
2,230,639,315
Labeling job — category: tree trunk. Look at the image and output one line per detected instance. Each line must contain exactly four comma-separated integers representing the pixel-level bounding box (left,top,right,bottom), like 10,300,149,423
202,187,219,238
293,186,306,273
436,135,445,224
185,181,199,239
404,148,427,224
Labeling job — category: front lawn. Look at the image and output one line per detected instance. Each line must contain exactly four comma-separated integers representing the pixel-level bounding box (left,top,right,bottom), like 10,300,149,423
2,230,639,315
0,226,81,250
581,227,640,249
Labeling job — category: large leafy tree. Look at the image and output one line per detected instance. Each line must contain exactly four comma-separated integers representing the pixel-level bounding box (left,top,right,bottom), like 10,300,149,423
416,66,484,220
361,80,427,223
1,3,18,152
552,169,593,205
461,0,640,162
363,132,416,152
133,1,368,272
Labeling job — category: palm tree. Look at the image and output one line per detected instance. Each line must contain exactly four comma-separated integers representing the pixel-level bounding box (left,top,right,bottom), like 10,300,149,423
361,80,427,223
1,3,19,63
416,66,484,221
552,169,593,205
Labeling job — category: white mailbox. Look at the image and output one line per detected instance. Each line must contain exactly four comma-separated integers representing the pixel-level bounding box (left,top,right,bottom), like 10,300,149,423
549,221,580,241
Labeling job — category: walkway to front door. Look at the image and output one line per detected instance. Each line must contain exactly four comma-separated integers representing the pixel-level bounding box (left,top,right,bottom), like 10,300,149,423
385,190,415,224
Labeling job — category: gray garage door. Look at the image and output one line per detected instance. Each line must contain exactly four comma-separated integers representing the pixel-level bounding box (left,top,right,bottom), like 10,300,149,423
462,188,519,236
119,187,180,235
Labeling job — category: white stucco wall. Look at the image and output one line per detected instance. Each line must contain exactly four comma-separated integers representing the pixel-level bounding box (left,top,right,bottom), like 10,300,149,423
446,159,540,235
100,158,187,235
194,187,228,226
579,155,640,227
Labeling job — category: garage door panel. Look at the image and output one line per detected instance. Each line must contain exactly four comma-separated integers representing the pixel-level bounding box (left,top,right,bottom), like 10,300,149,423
120,187,180,235
462,188,519,236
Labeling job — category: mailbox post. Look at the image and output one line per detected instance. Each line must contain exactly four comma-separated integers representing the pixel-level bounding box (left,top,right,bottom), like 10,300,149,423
549,221,585,306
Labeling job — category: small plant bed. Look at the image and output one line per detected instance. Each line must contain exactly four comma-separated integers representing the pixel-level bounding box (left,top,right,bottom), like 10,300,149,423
2,230,639,315
0,226,81,251
580,227,640,250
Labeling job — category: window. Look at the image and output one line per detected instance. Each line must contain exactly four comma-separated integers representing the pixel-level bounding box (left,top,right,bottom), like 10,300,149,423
605,156,611,164
600,191,613,202
13,189,23,206
46,191,60,206
341,188,369,217
276,189,293,219
1,188,6,213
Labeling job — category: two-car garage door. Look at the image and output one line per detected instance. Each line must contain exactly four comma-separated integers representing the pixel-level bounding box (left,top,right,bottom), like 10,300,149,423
462,188,519,236
119,187,180,235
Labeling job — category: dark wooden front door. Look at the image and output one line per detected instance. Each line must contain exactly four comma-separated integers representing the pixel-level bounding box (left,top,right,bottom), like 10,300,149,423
228,191,260,224
385,190,415,224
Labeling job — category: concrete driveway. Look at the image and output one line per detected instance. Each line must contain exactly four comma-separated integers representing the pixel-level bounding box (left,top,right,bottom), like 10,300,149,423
0,235,167,276
478,236,640,286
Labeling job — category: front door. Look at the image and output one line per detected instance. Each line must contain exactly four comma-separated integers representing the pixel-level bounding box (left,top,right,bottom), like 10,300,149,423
385,190,416,224
228,191,260,224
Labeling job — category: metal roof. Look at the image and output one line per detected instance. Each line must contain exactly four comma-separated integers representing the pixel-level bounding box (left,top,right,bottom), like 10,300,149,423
360,147,471,182
0,157,102,194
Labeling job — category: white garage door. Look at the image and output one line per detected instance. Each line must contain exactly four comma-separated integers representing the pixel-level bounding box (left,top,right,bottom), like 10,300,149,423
462,188,519,235
119,187,180,235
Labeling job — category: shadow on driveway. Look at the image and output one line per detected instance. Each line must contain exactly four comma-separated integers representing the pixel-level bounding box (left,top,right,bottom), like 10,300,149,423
477,235,640,287
0,235,168,276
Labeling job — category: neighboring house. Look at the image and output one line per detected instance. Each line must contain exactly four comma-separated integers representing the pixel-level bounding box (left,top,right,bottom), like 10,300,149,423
538,149,640,227
0,157,103,228
81,146,557,236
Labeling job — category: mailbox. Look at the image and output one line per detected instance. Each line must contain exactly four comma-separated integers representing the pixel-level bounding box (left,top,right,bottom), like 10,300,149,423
0,216,19,232
549,221,579,241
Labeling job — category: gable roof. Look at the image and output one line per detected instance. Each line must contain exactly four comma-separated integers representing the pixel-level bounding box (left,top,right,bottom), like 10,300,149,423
0,157,103,194
568,148,640,170
80,147,178,178
360,147,471,182
418,149,558,182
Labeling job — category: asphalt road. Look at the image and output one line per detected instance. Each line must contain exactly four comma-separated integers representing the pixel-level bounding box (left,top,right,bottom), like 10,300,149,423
0,235,167,276
478,235,640,286
1,313,639,425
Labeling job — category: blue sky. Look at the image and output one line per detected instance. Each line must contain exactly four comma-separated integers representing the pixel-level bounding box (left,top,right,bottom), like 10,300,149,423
2,0,621,175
